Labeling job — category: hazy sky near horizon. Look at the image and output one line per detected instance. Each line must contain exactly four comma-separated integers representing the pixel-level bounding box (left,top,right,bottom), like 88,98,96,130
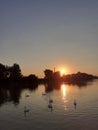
0,0,98,77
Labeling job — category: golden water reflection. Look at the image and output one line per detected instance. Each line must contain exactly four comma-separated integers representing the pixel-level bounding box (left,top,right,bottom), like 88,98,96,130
61,84,68,110
61,84,67,98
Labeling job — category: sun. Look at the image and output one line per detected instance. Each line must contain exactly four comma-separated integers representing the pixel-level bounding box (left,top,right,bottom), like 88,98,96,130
60,68,67,76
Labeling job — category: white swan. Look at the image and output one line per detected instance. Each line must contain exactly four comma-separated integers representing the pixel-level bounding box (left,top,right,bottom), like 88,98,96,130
25,93,30,97
74,100,77,106
42,93,46,96
48,103,53,109
24,106,30,113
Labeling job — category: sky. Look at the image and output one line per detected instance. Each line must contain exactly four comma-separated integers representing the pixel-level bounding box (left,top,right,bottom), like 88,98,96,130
0,0,98,77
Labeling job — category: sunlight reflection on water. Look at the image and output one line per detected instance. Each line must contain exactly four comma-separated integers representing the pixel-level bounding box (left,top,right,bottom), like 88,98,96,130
0,80,98,130
61,84,68,110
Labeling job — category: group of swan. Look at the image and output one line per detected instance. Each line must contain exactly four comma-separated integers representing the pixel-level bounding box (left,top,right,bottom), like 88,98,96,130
24,92,77,114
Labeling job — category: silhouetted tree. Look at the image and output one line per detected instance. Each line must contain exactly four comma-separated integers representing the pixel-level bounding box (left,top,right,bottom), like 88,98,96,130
44,69,53,80
0,63,6,80
44,69,62,84
62,72,98,83
28,74,38,81
8,63,22,80
53,71,61,79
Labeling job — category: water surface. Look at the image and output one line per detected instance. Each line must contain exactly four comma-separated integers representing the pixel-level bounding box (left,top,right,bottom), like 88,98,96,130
0,80,98,130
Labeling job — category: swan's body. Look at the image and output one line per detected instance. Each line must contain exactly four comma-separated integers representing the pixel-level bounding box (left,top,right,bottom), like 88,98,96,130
48,103,53,109
24,106,30,113
42,93,46,96
74,100,77,106
25,93,30,97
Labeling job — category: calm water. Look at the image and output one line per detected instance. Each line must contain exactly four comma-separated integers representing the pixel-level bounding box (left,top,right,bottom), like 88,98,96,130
0,80,98,130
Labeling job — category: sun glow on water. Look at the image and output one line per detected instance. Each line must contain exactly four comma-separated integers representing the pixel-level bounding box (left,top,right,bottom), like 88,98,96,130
61,84,68,110
61,84,67,98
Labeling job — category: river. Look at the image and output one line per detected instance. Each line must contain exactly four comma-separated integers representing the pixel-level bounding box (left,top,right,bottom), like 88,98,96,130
0,80,98,130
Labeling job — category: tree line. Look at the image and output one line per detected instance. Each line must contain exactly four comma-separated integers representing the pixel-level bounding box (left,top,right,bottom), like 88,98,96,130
0,63,98,83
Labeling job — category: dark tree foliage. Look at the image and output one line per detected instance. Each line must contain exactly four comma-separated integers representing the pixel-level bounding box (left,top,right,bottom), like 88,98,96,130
62,72,98,83
8,63,22,80
44,69,61,82
28,74,38,81
0,63,6,80
0,63,22,80
53,71,61,79
44,69,53,79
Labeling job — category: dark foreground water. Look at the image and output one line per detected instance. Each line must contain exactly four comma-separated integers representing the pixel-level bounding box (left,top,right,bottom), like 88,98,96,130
0,80,98,130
